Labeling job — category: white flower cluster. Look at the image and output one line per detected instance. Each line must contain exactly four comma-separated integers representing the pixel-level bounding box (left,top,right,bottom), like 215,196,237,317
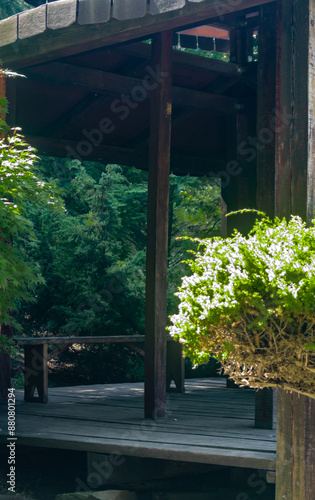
169,215,315,364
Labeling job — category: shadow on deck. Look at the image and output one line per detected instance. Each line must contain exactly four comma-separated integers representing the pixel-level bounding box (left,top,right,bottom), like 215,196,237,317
0,378,276,471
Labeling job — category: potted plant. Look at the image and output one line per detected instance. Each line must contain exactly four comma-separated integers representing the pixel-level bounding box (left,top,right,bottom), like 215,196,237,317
169,211,315,398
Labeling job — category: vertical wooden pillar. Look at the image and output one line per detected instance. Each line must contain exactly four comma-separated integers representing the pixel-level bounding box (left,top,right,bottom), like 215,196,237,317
275,1,315,498
145,31,173,420
166,341,185,393
24,345,48,403
257,3,277,219
223,23,257,236
253,2,278,430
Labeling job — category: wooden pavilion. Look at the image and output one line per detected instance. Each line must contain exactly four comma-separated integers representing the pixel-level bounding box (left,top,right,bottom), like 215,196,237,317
0,0,314,498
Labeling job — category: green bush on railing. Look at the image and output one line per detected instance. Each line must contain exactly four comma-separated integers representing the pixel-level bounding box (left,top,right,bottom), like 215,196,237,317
169,211,315,398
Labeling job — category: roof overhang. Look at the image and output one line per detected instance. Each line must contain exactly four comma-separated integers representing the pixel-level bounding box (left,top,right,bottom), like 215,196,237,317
0,0,274,69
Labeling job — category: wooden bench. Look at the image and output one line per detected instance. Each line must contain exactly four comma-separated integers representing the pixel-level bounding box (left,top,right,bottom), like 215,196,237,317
13,335,184,404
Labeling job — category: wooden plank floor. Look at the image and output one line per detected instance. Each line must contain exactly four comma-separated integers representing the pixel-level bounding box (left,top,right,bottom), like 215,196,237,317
0,378,276,471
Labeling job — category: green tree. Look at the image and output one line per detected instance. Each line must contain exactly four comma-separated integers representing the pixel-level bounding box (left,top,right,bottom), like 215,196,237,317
17,161,147,338
0,132,62,353
0,0,31,19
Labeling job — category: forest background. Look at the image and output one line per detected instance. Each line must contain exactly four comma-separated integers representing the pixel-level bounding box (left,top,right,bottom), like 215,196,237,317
0,1,222,386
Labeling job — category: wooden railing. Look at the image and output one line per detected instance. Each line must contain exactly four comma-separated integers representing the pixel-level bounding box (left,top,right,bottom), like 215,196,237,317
13,335,184,404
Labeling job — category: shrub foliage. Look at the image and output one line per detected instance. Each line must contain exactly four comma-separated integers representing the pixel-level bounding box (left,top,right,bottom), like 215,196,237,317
169,213,315,398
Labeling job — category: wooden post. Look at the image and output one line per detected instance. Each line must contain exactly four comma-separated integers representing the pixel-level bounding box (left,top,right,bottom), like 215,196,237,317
224,23,257,235
145,31,173,420
24,344,48,403
252,2,278,430
256,3,277,219
166,341,185,393
275,1,315,498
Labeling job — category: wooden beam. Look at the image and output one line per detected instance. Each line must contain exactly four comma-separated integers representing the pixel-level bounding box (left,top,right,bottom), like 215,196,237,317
0,0,275,70
145,31,173,420
223,27,257,236
115,42,241,77
256,3,277,219
14,335,147,346
275,1,315,499
41,93,102,138
24,62,241,115
23,135,227,177
275,0,315,224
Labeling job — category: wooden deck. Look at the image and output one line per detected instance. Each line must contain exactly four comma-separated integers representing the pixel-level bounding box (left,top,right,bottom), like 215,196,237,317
0,378,276,471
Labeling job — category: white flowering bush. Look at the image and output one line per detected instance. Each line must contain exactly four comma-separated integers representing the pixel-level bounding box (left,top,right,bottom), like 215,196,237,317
169,213,315,398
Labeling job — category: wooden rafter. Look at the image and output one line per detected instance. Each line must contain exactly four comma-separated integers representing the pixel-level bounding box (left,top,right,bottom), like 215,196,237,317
23,135,226,176
24,62,243,115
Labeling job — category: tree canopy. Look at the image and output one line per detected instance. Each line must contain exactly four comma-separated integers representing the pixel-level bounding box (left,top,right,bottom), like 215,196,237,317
0,0,31,19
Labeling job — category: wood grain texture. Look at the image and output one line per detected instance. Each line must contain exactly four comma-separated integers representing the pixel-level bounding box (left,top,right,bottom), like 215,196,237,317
24,344,48,403
145,31,173,420
275,0,315,224
256,2,277,219
276,390,315,500
0,378,277,470
78,0,111,25
21,135,226,177
275,2,315,498
113,0,147,20
0,0,274,70
24,61,240,115
14,335,147,345
18,5,46,40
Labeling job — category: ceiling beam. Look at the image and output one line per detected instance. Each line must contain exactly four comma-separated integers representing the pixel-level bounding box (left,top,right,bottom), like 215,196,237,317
24,62,244,115
0,0,275,69
114,42,240,76
24,135,226,177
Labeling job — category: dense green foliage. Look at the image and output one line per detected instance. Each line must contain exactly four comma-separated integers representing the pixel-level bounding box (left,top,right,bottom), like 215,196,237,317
0,0,31,19
16,159,220,339
0,135,61,332
9,157,220,383
169,213,315,395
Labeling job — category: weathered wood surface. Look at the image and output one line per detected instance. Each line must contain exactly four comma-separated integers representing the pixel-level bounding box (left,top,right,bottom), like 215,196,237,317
78,0,111,25
145,31,173,420
24,344,48,404
256,2,277,219
24,62,242,115
13,335,147,345
21,136,227,177
0,378,277,470
275,0,315,225
275,1,315,499
113,0,147,20
0,0,274,69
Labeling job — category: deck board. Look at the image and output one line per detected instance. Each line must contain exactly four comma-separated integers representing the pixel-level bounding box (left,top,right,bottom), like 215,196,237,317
0,378,276,470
